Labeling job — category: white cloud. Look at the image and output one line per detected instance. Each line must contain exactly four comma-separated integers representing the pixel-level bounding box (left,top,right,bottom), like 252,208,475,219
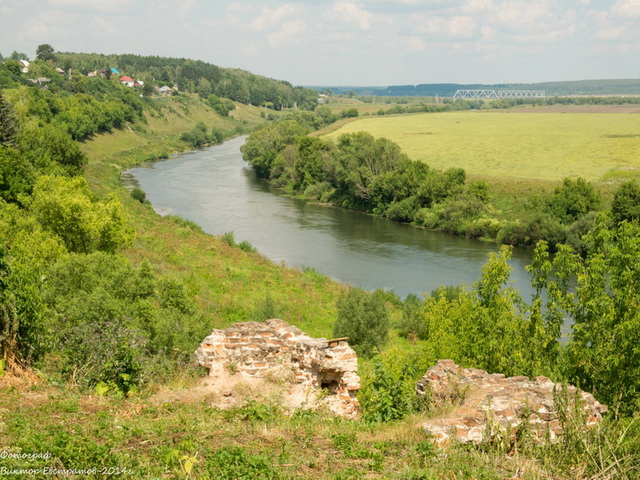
462,0,494,14
406,36,428,51
325,2,373,30
611,0,640,18
412,14,476,39
250,4,304,31
267,19,306,46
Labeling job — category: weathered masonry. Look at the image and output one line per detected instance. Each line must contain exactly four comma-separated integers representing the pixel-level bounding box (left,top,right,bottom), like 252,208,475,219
195,319,360,418
417,360,607,446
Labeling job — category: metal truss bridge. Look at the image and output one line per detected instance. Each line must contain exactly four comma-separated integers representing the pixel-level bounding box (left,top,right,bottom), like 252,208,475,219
453,89,546,99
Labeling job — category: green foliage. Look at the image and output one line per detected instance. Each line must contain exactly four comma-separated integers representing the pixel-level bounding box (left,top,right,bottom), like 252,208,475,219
30,175,134,254
243,124,467,227
396,293,426,339
42,252,207,391
180,121,211,148
359,348,433,422
0,146,37,203
221,231,237,247
60,320,146,394
542,217,640,412
55,51,318,110
18,122,88,176
545,177,601,225
35,44,56,63
0,246,18,363
207,94,235,117
130,187,146,203
332,287,390,356
204,446,279,479
340,108,359,118
226,400,281,423
611,180,640,224
330,432,375,459
419,246,562,378
241,120,309,178
0,91,18,147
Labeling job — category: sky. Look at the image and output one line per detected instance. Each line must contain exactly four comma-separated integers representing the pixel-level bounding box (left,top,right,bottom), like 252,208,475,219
1,0,639,87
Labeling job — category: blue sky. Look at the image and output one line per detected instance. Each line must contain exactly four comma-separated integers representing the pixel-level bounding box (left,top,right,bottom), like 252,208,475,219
1,0,639,86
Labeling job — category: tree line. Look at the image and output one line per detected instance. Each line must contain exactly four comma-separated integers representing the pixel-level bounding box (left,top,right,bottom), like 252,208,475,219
242,115,640,252
0,87,210,395
53,52,318,110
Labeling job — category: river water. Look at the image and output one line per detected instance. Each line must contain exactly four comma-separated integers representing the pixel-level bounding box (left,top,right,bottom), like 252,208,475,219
123,136,534,299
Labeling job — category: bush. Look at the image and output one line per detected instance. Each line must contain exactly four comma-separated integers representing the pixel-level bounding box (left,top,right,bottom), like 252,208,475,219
303,181,333,201
396,293,426,339
130,187,146,203
545,177,601,225
359,348,433,422
385,196,419,222
611,180,640,224
332,287,390,356
60,320,147,394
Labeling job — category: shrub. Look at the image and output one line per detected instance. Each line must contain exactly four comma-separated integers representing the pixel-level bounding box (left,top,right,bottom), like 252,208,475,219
130,187,146,203
60,320,147,394
611,180,640,224
332,287,390,356
359,348,433,422
397,293,426,339
545,177,601,225
385,196,419,222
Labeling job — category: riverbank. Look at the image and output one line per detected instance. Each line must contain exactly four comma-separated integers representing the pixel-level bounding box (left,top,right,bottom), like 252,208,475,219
126,136,535,299
80,95,349,338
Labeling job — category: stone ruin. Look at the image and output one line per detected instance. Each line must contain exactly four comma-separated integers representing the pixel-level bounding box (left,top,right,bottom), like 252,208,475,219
195,319,360,418
417,360,608,446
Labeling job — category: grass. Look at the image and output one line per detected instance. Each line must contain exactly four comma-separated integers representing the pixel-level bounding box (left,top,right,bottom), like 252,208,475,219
322,110,640,182
3,376,636,479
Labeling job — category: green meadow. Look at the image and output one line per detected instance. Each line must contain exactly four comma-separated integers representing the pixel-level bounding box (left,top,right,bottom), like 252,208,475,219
323,111,640,182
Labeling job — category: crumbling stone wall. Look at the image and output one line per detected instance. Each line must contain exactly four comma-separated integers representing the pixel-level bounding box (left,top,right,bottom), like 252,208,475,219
417,360,607,446
195,319,360,418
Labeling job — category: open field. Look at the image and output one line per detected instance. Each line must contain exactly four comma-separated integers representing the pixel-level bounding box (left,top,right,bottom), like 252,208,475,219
322,110,640,182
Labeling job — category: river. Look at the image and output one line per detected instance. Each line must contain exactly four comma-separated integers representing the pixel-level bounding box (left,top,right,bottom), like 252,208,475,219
122,136,534,299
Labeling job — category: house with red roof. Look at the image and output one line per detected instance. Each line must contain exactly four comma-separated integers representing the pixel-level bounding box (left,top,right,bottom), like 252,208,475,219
119,76,135,87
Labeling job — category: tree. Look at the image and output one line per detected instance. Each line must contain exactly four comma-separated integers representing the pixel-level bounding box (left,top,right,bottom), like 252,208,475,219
332,287,390,356
545,177,601,225
140,74,155,97
240,120,309,178
10,52,28,61
293,136,331,190
611,180,640,224
35,44,56,63
541,217,640,412
30,175,134,254
335,132,408,204
0,92,18,147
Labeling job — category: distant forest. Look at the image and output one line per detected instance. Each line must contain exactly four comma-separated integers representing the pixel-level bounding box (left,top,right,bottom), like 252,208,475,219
0,49,319,111
313,79,640,97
